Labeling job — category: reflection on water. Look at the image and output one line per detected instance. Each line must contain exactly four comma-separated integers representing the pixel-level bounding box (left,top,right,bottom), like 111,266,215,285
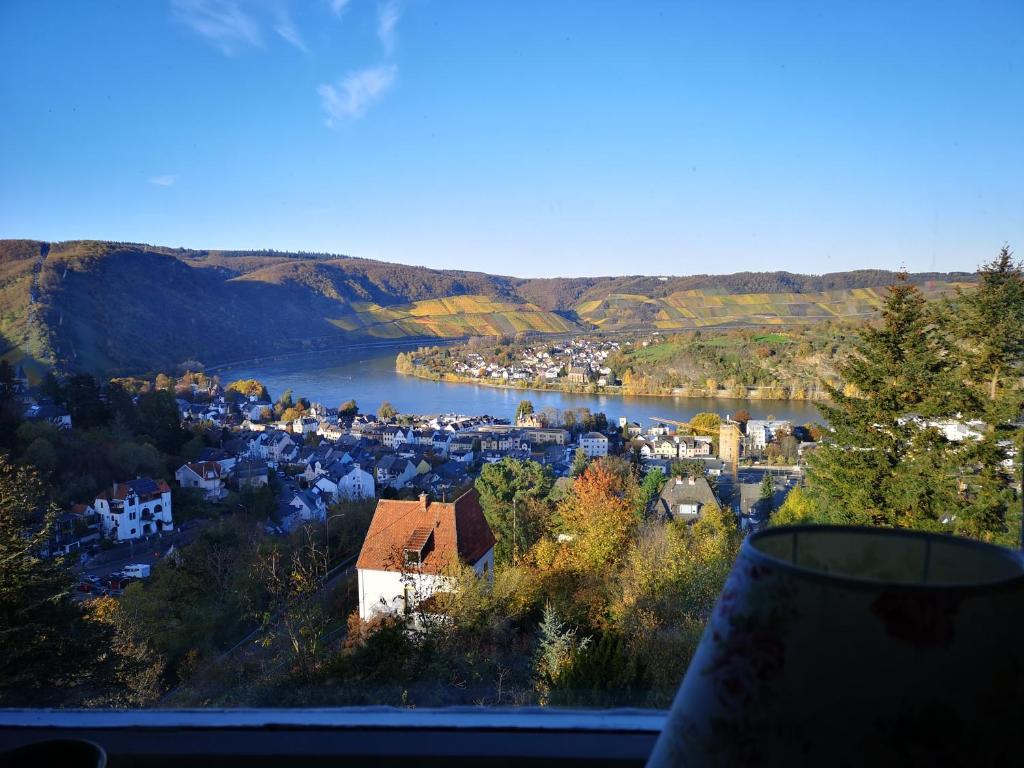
218,345,823,425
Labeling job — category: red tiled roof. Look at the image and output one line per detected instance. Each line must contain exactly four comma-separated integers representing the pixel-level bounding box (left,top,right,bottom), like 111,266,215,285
356,489,495,574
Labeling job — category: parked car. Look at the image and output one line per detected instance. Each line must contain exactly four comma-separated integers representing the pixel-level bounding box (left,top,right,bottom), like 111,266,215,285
83,574,101,585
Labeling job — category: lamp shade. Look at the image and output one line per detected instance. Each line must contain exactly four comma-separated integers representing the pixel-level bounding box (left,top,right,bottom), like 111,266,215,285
648,525,1024,766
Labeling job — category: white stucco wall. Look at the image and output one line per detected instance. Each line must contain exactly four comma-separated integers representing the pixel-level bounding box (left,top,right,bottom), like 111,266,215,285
358,568,445,621
357,546,495,621
473,547,495,580
340,468,375,500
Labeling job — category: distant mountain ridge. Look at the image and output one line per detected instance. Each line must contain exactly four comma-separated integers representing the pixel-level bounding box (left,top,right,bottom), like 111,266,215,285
0,239,974,377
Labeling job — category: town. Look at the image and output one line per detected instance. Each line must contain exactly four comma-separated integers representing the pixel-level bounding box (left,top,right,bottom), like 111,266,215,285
11,361,824,613
420,337,625,389
11,351,1017,629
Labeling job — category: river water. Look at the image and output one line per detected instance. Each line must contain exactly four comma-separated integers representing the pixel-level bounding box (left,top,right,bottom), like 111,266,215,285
218,345,822,426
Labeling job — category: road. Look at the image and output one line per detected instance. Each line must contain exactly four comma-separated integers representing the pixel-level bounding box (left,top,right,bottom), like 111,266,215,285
74,519,212,580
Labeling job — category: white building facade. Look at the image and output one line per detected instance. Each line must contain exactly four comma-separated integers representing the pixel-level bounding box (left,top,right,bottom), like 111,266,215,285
94,478,174,541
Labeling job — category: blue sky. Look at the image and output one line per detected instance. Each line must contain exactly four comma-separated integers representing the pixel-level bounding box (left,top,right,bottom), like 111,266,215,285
1,1,1021,277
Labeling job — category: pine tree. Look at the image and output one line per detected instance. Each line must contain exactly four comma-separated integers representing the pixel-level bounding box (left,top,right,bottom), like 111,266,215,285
804,277,1004,534
475,458,554,564
957,246,1024,413
534,603,590,702
570,446,589,478
0,456,102,704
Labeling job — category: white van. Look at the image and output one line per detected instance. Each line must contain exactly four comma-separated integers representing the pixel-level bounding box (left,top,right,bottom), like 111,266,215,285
122,563,151,579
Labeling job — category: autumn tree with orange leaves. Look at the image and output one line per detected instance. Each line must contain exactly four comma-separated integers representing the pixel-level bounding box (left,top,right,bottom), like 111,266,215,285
558,458,643,571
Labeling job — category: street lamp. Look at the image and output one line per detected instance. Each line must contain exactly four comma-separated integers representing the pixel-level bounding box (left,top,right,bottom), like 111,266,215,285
324,511,348,547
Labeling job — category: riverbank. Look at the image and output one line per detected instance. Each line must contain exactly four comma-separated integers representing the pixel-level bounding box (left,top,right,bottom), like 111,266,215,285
216,344,823,426
399,364,830,404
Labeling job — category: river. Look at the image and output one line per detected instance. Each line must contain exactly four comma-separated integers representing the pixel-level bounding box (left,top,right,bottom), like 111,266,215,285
218,345,822,426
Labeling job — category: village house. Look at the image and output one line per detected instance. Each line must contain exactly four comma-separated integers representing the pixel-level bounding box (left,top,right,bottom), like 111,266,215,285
655,475,719,522
618,418,643,437
282,488,327,531
356,491,495,620
197,447,237,474
314,464,375,502
376,455,418,489
23,401,72,429
678,435,713,459
381,427,412,448
745,419,793,450
49,503,101,557
240,401,272,421
293,415,319,435
174,461,227,500
317,422,346,441
234,459,270,490
94,478,174,541
265,430,299,466
521,427,570,446
301,444,338,482
567,366,591,384
579,431,609,458
654,438,678,459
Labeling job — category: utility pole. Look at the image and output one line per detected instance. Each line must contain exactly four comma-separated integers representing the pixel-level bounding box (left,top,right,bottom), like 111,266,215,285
512,496,518,565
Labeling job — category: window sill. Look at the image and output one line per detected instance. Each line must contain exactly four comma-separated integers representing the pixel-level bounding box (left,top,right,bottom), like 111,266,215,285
0,707,664,766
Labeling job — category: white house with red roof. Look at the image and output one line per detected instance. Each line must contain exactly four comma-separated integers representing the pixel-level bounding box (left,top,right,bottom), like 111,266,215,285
94,478,174,541
174,461,227,500
356,490,495,621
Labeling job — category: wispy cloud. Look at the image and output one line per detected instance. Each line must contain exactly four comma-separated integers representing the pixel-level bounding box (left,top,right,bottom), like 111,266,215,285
317,64,398,125
273,8,308,53
377,0,400,54
172,0,262,55
148,175,177,187
329,0,351,18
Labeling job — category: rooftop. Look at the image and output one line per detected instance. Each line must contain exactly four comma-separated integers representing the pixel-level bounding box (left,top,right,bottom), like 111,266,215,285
357,490,495,575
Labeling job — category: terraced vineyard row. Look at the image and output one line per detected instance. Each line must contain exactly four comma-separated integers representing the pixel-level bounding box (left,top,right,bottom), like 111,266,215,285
576,282,971,331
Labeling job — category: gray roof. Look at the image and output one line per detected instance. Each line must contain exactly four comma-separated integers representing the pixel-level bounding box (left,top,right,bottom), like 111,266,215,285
656,476,719,520
235,460,269,479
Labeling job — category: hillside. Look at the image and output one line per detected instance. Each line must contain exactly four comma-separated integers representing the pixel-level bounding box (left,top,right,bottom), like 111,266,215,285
0,239,974,377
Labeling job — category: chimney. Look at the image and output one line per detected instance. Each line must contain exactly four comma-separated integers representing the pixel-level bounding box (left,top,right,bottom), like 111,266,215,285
419,492,429,509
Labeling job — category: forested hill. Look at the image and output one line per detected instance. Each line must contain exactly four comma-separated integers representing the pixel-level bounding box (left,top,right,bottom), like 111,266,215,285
0,239,974,377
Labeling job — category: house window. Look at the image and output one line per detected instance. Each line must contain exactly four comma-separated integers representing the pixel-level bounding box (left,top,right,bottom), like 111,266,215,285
130,528,136,535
